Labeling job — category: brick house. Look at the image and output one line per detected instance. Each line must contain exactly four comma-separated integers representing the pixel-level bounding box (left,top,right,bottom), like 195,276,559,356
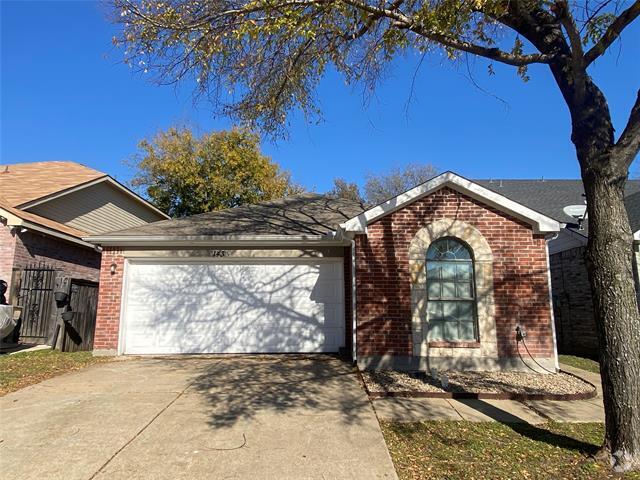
86,172,560,372
0,161,169,344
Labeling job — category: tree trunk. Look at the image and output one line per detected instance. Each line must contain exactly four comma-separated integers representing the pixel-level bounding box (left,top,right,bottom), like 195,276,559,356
579,147,640,473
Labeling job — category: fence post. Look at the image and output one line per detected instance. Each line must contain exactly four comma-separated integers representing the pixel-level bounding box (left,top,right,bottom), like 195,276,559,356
50,274,70,349
9,268,21,306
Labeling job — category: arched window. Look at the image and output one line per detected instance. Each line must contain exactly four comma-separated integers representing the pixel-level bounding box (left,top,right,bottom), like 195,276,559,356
426,237,478,342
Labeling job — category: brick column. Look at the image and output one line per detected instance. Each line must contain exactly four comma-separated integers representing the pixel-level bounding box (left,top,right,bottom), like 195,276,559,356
0,225,17,291
93,248,125,356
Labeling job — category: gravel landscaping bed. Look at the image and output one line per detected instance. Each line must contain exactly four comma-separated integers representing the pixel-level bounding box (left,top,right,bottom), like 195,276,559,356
361,369,595,396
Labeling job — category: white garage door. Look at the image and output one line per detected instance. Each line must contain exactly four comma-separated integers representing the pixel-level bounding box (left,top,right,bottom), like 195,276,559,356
121,259,345,354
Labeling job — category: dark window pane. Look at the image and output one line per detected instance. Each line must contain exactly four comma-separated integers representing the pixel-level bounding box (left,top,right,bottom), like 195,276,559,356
429,321,444,340
441,282,456,298
428,282,441,298
444,321,459,340
456,283,472,299
459,320,476,341
441,262,456,280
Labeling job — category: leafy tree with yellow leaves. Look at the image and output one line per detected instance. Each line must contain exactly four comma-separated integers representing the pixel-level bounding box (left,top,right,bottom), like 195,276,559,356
131,127,303,216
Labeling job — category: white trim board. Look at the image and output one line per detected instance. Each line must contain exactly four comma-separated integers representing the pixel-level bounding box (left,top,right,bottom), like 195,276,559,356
125,256,345,264
340,171,561,235
83,234,349,247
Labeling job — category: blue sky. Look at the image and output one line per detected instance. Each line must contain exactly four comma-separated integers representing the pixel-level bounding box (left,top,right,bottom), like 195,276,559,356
1,1,639,193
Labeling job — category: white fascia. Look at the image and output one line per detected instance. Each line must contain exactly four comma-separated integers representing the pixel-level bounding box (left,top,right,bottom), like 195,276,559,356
340,171,561,235
82,233,351,248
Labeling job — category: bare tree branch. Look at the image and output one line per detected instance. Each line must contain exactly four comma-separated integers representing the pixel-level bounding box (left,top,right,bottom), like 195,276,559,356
584,0,640,66
556,1,587,100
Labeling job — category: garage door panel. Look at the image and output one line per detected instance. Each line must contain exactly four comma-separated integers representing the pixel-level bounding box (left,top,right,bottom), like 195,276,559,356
122,260,345,354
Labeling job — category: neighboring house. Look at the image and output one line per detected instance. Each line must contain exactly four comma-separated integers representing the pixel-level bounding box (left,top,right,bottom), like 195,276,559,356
476,179,640,358
86,172,561,372
0,161,169,344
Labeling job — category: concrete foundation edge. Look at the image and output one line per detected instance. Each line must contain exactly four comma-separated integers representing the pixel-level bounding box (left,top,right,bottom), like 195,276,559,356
357,355,558,373
93,349,118,357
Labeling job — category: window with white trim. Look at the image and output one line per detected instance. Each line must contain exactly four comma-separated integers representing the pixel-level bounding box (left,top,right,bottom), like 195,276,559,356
426,237,478,342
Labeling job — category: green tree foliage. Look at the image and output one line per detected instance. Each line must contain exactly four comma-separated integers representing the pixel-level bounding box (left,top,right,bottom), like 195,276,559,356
113,0,640,471
131,127,303,216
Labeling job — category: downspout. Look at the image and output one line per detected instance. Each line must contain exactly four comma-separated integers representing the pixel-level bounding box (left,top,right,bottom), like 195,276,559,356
351,238,357,365
545,233,560,372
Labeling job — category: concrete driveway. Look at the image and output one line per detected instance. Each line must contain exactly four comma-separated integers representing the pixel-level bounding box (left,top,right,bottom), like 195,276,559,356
0,355,397,480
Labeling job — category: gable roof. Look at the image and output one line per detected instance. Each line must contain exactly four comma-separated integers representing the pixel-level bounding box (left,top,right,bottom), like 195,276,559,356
85,194,366,245
341,172,561,235
0,161,106,207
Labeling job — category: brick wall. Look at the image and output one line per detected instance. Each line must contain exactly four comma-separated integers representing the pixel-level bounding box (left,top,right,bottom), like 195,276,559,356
1,226,100,296
343,245,353,356
13,231,100,282
550,246,598,357
355,186,554,360
0,225,17,287
93,248,125,353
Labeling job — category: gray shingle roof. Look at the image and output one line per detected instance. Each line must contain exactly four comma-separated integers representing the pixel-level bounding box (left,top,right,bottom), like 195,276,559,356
92,178,640,240
475,179,640,230
95,193,365,237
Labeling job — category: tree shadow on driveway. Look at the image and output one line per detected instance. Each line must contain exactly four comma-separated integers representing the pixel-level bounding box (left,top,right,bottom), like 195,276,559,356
163,354,372,429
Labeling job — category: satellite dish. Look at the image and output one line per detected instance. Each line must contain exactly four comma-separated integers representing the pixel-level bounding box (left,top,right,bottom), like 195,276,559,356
563,204,587,220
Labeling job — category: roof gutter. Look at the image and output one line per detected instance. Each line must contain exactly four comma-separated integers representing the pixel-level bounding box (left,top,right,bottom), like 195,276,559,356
83,233,351,247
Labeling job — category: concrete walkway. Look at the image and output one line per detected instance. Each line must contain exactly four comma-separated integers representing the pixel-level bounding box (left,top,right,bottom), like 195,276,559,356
0,355,397,480
373,364,604,424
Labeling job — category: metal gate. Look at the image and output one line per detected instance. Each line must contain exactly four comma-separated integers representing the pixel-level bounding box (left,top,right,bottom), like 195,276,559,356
13,262,57,343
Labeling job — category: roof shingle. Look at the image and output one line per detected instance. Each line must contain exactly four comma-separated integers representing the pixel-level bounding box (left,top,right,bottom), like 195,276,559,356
475,179,640,227
0,161,105,207
94,193,366,238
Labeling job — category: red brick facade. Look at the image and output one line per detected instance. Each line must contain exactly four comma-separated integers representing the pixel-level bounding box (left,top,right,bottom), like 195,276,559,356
355,187,554,361
343,245,353,355
91,187,556,367
0,225,17,286
93,248,125,353
0,225,100,291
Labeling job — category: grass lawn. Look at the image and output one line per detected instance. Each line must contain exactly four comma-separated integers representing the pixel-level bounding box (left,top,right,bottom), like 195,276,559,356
559,354,600,374
382,421,640,480
0,349,110,396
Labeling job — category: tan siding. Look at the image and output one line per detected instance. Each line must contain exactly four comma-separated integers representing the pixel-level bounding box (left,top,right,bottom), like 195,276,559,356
27,182,165,235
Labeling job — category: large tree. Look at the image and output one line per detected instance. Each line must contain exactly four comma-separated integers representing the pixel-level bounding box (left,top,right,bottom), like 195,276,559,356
112,0,640,470
131,127,302,216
